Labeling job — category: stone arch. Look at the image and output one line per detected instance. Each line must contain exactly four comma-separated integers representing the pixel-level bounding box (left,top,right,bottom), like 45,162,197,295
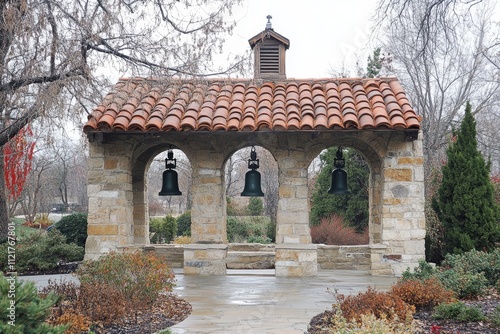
309,145,374,245
131,141,193,245
300,135,385,245
223,144,279,242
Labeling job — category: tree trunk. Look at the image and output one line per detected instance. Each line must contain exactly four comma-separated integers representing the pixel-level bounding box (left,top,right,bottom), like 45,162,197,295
0,154,9,240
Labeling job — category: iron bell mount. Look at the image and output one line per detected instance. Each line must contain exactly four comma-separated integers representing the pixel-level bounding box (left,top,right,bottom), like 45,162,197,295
328,147,350,195
241,146,265,197
159,148,182,196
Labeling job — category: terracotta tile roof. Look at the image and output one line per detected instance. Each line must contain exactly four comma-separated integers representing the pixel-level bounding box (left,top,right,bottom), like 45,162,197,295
83,77,421,133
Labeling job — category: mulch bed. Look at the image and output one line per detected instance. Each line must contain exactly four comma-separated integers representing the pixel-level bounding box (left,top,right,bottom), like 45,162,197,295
91,294,192,334
308,290,500,334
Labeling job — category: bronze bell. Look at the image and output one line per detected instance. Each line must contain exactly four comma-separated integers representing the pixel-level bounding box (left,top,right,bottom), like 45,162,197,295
159,149,182,196
328,147,350,195
241,146,264,197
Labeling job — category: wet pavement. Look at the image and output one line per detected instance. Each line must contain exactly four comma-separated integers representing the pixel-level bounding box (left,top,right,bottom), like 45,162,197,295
170,269,396,334
20,269,397,334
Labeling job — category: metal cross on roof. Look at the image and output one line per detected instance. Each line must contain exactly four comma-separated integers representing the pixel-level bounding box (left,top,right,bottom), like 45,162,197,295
266,15,273,30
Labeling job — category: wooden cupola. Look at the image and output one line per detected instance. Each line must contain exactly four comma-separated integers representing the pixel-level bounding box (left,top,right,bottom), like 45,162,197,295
248,15,290,80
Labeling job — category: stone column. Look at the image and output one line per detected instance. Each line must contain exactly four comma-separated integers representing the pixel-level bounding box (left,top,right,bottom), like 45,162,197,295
375,134,426,276
184,149,227,275
84,140,134,260
274,149,317,276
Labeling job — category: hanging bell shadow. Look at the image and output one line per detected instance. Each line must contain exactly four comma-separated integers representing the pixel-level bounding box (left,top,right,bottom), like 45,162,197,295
158,149,182,196
241,146,265,197
328,147,350,195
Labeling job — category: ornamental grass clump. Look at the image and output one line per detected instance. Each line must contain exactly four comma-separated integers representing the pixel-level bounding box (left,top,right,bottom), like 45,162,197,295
319,304,417,333
310,214,368,245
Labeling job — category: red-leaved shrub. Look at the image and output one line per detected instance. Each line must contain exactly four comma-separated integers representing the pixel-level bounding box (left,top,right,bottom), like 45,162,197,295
310,214,369,245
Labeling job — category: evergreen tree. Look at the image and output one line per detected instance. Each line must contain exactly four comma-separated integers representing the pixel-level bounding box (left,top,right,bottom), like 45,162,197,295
432,102,500,255
366,47,382,78
0,274,66,333
247,197,264,216
310,148,369,232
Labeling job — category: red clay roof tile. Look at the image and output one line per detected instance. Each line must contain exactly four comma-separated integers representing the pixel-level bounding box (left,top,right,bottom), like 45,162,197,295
83,77,421,133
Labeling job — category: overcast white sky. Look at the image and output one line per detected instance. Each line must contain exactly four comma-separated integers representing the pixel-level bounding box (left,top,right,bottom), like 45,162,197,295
224,0,379,78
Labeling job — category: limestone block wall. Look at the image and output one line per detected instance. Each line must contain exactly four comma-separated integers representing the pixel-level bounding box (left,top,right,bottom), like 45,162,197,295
275,149,311,244
273,147,317,276
141,243,370,271
317,245,370,270
85,138,135,260
376,135,426,276
189,149,227,244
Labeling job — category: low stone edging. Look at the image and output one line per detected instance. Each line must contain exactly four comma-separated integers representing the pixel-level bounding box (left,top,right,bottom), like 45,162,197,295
136,243,371,271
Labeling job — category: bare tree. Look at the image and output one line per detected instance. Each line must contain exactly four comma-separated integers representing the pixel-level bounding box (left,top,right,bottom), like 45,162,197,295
378,0,500,180
225,151,247,198
0,0,247,238
21,154,53,224
377,0,493,56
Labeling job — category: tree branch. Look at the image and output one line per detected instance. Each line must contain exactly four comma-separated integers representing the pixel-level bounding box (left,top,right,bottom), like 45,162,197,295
0,105,39,147
0,68,84,93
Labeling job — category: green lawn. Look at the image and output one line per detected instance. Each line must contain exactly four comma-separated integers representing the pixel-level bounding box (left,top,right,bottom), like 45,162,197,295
11,217,43,240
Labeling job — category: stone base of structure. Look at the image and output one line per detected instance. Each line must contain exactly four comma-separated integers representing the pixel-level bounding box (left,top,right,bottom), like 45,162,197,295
183,244,227,275
275,244,317,277
369,243,424,276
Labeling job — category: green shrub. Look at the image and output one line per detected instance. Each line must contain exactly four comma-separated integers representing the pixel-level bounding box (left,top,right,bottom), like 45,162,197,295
403,251,498,299
150,215,177,243
0,230,84,273
441,249,500,286
432,302,486,322
176,211,191,236
492,306,500,327
227,216,272,243
437,268,489,299
76,252,175,321
266,219,276,242
247,197,263,216
401,260,437,281
227,216,248,242
54,213,88,248
0,273,67,333
246,235,272,244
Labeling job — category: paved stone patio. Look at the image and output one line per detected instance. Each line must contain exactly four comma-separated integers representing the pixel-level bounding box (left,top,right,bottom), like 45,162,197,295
21,269,397,334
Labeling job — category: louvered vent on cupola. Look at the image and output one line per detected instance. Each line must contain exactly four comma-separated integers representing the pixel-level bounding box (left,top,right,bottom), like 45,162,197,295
248,15,290,80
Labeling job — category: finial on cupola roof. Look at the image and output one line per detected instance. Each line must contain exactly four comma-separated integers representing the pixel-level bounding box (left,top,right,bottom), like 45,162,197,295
266,15,273,30
248,15,289,79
